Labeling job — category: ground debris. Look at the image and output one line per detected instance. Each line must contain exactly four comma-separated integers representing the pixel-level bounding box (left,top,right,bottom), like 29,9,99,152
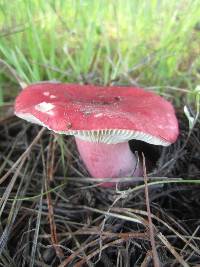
0,110,199,266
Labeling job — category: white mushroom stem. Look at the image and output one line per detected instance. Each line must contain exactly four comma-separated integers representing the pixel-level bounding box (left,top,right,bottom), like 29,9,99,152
75,138,143,187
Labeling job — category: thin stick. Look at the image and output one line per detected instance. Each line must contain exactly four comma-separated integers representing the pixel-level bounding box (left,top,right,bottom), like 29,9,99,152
42,147,64,259
158,232,190,267
0,127,45,184
0,58,27,89
142,153,160,267
58,237,108,267
74,238,125,267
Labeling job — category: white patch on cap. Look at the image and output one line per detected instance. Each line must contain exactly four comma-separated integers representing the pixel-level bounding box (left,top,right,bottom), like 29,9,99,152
35,102,55,115
94,113,103,118
43,92,50,96
50,95,56,99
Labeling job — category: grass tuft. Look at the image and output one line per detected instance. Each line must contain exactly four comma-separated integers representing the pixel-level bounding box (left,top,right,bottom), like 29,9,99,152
0,0,200,103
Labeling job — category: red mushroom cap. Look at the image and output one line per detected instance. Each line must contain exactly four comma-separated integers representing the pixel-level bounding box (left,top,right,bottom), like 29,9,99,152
15,82,179,146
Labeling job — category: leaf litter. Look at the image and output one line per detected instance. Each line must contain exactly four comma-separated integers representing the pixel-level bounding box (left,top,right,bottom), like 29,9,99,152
0,104,199,266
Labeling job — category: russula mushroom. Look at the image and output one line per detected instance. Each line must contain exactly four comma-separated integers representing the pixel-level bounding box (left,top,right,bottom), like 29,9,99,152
14,83,179,187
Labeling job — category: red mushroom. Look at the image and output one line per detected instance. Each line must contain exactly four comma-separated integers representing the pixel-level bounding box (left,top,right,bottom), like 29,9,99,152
14,82,179,187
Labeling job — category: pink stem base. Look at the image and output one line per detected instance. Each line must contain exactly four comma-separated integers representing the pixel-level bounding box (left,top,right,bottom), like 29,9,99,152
75,138,143,187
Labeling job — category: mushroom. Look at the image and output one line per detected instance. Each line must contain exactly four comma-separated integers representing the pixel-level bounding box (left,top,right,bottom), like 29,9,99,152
14,82,179,187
